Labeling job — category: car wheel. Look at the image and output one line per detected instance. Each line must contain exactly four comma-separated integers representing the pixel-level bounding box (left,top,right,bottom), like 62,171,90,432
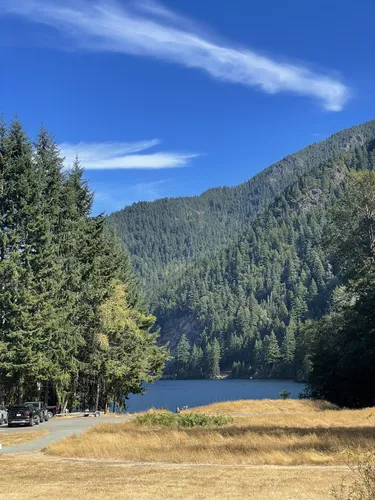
7,423,12,428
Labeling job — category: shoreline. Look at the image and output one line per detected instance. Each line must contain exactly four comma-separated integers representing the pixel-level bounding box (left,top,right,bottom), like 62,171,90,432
161,375,304,382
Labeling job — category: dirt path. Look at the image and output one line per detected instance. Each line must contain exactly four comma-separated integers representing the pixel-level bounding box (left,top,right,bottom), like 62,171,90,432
7,451,348,471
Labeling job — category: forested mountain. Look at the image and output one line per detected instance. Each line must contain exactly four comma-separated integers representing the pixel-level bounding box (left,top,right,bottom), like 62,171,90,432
0,119,168,410
2,118,373,406
108,120,375,304
156,142,375,379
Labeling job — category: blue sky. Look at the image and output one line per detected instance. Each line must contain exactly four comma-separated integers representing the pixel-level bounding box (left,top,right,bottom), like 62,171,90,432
1,0,374,214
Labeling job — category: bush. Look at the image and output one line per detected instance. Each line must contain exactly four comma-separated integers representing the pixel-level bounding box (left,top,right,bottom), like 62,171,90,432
332,451,375,500
279,390,291,400
315,400,340,411
135,411,233,428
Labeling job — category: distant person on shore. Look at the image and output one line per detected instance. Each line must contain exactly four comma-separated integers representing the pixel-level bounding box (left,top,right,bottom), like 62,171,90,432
176,406,181,414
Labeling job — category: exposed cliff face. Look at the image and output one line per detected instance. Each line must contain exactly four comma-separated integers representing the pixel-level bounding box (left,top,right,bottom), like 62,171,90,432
158,313,201,352
344,135,365,150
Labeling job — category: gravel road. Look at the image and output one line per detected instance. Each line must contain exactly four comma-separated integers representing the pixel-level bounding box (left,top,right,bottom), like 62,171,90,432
0,415,130,455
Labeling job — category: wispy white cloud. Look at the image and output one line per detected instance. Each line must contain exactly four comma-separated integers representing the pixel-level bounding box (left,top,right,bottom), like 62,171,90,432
3,0,350,111
59,139,198,169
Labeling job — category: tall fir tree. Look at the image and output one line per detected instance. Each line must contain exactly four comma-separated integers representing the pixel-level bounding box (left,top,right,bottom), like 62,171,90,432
0,119,169,407
175,334,191,378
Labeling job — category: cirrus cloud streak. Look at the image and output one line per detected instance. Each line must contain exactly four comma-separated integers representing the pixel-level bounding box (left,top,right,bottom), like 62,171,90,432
59,139,199,169
3,0,350,111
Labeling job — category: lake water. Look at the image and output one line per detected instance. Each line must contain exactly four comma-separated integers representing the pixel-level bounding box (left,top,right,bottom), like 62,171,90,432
125,379,304,413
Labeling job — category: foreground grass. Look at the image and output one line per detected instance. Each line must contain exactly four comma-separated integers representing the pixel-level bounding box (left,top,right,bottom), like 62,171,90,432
46,406,375,465
0,454,349,500
0,430,48,447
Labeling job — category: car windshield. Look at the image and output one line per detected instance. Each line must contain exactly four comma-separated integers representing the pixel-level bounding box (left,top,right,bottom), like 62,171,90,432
25,402,39,408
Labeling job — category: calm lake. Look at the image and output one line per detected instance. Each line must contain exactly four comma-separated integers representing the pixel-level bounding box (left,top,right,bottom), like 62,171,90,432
125,379,304,413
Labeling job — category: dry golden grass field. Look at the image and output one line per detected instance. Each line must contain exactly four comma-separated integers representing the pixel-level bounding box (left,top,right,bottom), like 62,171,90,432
1,400,373,499
0,453,350,500
0,429,48,447
188,398,338,415
46,404,375,466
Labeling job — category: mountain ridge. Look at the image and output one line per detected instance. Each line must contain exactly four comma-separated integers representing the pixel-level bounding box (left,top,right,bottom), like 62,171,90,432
155,140,375,378
108,119,375,306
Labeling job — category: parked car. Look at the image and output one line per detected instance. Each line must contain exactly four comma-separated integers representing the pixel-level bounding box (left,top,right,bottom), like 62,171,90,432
24,401,50,422
0,405,8,425
7,404,40,427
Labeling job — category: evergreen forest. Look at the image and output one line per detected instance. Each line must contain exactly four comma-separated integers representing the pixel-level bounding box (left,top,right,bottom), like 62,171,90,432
155,141,375,386
0,119,169,410
108,119,375,306
109,120,375,408
2,117,375,410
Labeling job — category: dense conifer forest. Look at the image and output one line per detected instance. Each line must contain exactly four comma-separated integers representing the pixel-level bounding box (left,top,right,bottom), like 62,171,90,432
108,119,375,306
0,119,168,410
2,117,375,410
108,120,375,403
156,142,375,385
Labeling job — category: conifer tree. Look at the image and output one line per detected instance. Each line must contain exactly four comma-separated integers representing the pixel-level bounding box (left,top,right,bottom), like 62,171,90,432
263,332,281,371
190,344,203,378
253,338,263,372
282,321,297,364
0,119,169,407
0,119,54,401
205,338,221,378
175,334,191,378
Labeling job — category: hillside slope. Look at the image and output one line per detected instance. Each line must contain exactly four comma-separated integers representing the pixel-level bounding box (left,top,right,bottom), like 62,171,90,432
108,119,375,303
156,141,375,379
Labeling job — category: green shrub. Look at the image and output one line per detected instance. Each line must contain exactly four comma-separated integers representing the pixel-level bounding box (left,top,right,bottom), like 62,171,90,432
316,400,340,411
135,411,232,428
279,390,291,400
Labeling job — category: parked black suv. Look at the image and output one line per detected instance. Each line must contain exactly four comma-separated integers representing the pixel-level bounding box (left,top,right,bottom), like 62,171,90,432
24,401,50,422
7,404,40,427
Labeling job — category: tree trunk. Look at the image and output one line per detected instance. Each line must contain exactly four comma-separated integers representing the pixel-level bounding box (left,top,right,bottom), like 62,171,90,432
18,378,24,405
70,373,79,411
62,399,68,414
44,382,49,405
95,381,100,411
